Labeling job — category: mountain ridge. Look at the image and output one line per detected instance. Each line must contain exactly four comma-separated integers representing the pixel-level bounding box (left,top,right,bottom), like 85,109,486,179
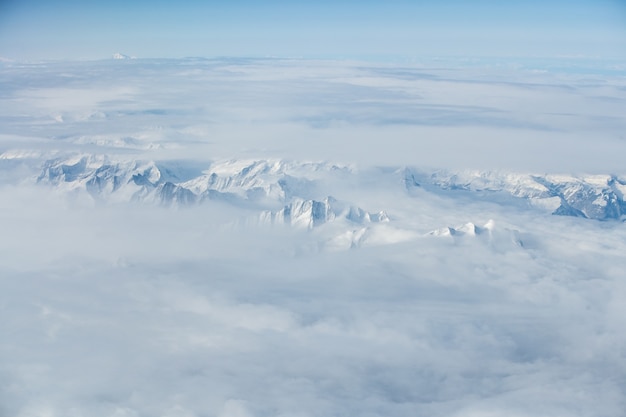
24,152,626,222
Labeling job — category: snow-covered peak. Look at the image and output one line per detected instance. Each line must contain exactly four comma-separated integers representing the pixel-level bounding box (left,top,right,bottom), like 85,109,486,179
428,221,489,237
406,167,626,220
112,52,135,60
427,219,524,248
181,159,351,203
261,196,389,229
423,169,552,198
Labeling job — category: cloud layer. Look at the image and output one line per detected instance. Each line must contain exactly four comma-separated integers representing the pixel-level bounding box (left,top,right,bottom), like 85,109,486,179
1,58,625,416
1,188,625,416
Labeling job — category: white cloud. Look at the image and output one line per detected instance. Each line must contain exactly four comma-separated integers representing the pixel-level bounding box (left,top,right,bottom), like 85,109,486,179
218,400,255,417
1,58,625,417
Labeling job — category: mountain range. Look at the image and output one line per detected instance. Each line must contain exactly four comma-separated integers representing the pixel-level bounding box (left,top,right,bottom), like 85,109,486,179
30,153,626,223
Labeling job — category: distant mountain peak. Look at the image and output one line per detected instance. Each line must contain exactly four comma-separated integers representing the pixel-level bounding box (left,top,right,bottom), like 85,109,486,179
427,220,524,248
112,52,135,60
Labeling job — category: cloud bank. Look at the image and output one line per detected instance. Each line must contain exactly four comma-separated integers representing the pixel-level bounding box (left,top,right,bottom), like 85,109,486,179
0,58,625,416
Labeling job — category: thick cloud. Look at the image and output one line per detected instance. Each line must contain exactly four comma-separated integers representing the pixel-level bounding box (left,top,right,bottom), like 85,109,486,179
1,180,625,416
2,58,625,171
1,58,625,416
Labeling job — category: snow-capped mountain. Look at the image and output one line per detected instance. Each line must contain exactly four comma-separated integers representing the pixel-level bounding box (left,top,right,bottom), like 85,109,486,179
260,196,389,229
35,155,384,229
36,155,350,207
427,220,524,249
406,168,626,220
112,52,135,60
178,159,348,204
37,155,171,204
30,153,626,224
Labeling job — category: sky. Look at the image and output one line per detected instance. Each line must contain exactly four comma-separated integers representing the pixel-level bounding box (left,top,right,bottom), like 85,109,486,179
1,0,625,60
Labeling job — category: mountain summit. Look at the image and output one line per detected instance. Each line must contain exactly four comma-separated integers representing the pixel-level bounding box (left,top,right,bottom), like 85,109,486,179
112,52,134,60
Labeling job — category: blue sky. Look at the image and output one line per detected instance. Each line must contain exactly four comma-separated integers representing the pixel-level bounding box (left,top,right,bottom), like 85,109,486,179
1,0,625,60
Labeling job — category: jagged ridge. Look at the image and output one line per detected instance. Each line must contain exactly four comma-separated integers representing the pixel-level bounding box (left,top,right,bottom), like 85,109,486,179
405,168,626,220
32,154,626,223
35,155,383,228
260,196,389,229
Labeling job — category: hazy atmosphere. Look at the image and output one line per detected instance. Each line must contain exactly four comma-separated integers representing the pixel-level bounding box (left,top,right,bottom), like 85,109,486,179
1,2,626,417
1,0,626,60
